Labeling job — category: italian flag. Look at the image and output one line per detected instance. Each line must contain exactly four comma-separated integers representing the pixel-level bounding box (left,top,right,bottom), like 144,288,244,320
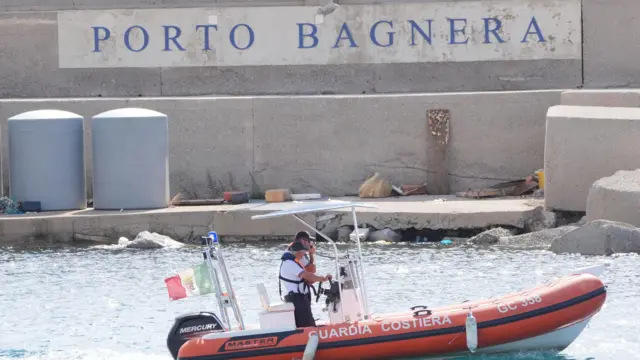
164,262,214,301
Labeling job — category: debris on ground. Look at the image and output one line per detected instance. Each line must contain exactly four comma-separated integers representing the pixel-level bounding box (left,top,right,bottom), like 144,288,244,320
0,197,23,214
172,198,226,206
349,227,371,242
265,188,292,203
224,191,250,204
20,201,41,212
291,193,323,201
359,172,393,198
368,228,402,242
456,170,542,199
532,188,544,198
391,183,428,196
400,184,427,195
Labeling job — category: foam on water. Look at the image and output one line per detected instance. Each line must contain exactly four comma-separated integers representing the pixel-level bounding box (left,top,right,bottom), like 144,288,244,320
0,243,637,360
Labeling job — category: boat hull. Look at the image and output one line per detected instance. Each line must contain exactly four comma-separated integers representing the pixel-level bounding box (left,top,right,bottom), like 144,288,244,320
177,273,606,360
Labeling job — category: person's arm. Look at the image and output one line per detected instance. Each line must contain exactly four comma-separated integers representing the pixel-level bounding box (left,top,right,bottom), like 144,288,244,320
299,270,331,284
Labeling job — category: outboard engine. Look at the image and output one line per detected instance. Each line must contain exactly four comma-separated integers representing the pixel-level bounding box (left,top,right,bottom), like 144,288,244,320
167,311,226,359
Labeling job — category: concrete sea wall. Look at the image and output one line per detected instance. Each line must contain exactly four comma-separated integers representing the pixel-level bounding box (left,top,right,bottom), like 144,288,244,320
0,0,639,202
0,0,585,97
0,90,559,198
1,0,638,97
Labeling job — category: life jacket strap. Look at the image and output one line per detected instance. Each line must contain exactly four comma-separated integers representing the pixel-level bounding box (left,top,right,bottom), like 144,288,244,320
278,258,308,300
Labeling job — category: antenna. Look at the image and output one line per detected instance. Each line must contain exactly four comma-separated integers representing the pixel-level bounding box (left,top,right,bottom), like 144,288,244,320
202,231,246,330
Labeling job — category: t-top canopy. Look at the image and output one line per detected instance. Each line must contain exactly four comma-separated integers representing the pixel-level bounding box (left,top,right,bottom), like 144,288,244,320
250,200,378,220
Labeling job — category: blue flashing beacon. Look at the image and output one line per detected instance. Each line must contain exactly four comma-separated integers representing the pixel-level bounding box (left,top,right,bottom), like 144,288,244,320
208,231,219,244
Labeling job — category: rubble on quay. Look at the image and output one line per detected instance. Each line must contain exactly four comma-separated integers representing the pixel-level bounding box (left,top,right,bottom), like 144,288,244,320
2,169,640,256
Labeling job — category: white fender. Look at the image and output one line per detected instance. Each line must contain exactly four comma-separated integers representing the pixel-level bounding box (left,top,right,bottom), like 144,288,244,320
465,311,478,353
303,333,319,360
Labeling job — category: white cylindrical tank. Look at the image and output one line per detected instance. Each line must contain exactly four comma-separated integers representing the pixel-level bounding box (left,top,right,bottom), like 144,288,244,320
8,109,86,211
91,107,169,210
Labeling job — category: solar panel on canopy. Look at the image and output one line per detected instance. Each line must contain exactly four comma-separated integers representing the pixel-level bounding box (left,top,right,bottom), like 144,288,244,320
250,200,378,220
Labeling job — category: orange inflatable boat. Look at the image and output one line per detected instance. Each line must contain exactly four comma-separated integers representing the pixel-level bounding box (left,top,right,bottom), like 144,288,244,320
165,201,608,360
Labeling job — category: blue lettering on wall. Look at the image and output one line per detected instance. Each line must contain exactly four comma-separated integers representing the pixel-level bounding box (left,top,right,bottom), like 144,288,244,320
91,26,111,52
521,16,545,43
89,14,554,56
370,20,395,47
229,24,255,50
297,23,318,49
483,18,505,43
163,25,185,51
408,20,433,46
448,18,468,44
333,23,358,48
196,24,218,51
124,25,149,52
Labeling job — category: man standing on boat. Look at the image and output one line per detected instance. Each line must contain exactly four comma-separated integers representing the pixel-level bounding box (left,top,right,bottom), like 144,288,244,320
279,240,332,328
285,231,319,302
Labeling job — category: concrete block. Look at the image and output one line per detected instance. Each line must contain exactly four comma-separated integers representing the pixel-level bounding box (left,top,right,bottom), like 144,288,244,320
550,219,640,256
544,105,640,211
561,90,640,107
583,0,640,89
586,169,640,227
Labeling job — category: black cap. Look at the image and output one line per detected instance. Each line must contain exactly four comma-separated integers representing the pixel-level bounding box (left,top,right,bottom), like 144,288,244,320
294,231,315,241
289,241,309,251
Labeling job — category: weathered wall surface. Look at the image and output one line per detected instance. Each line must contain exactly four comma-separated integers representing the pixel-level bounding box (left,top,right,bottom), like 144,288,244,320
0,90,560,198
0,0,581,97
561,90,640,107
582,0,640,89
4,0,640,95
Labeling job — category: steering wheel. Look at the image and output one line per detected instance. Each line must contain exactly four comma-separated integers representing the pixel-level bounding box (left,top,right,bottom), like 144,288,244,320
315,279,335,303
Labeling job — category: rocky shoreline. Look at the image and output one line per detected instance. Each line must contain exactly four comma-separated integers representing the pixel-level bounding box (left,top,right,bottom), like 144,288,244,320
106,204,640,257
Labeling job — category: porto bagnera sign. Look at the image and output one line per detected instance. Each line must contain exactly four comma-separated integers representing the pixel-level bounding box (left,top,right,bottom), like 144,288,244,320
56,0,581,68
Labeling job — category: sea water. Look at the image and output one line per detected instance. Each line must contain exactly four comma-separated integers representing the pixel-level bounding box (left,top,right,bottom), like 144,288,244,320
0,242,638,360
